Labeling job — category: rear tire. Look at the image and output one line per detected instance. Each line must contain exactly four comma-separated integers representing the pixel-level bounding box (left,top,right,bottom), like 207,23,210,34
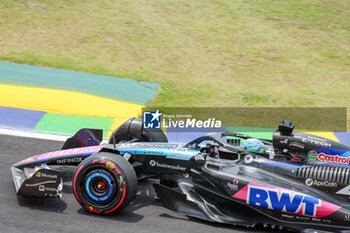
73,152,137,215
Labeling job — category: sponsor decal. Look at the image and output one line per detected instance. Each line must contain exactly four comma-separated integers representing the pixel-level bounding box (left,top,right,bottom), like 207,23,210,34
313,180,337,188
305,178,313,186
247,185,321,217
92,160,121,174
149,160,156,167
35,171,57,179
144,150,166,155
244,154,263,164
20,145,103,164
45,187,57,192
308,151,318,160
281,213,295,219
38,184,56,192
308,151,349,165
232,183,340,218
56,157,82,164
305,178,337,188
302,137,331,147
149,160,186,171
227,179,239,191
106,161,116,170
280,139,288,144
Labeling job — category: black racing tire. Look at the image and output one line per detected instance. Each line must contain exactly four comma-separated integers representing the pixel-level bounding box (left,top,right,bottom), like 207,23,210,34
109,117,168,144
73,152,137,215
142,127,168,142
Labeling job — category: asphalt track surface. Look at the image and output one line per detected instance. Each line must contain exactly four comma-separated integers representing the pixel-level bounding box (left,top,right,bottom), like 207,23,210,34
0,134,295,233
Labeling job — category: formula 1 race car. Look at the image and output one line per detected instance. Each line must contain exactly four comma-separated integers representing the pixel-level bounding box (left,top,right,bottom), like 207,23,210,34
11,118,350,233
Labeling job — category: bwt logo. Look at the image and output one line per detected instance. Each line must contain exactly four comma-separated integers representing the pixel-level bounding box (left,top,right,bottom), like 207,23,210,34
143,110,161,129
247,185,321,217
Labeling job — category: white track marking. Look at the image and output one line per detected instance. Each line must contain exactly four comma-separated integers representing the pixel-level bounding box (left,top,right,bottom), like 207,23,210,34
0,128,110,143
0,128,69,141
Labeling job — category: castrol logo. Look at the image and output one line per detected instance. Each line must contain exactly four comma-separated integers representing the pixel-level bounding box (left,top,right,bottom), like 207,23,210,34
308,151,350,165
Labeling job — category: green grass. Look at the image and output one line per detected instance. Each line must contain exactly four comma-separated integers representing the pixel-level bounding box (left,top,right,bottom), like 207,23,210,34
0,0,349,126
34,113,114,138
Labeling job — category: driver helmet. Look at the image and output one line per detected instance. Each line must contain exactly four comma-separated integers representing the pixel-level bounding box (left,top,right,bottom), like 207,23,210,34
241,138,266,153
